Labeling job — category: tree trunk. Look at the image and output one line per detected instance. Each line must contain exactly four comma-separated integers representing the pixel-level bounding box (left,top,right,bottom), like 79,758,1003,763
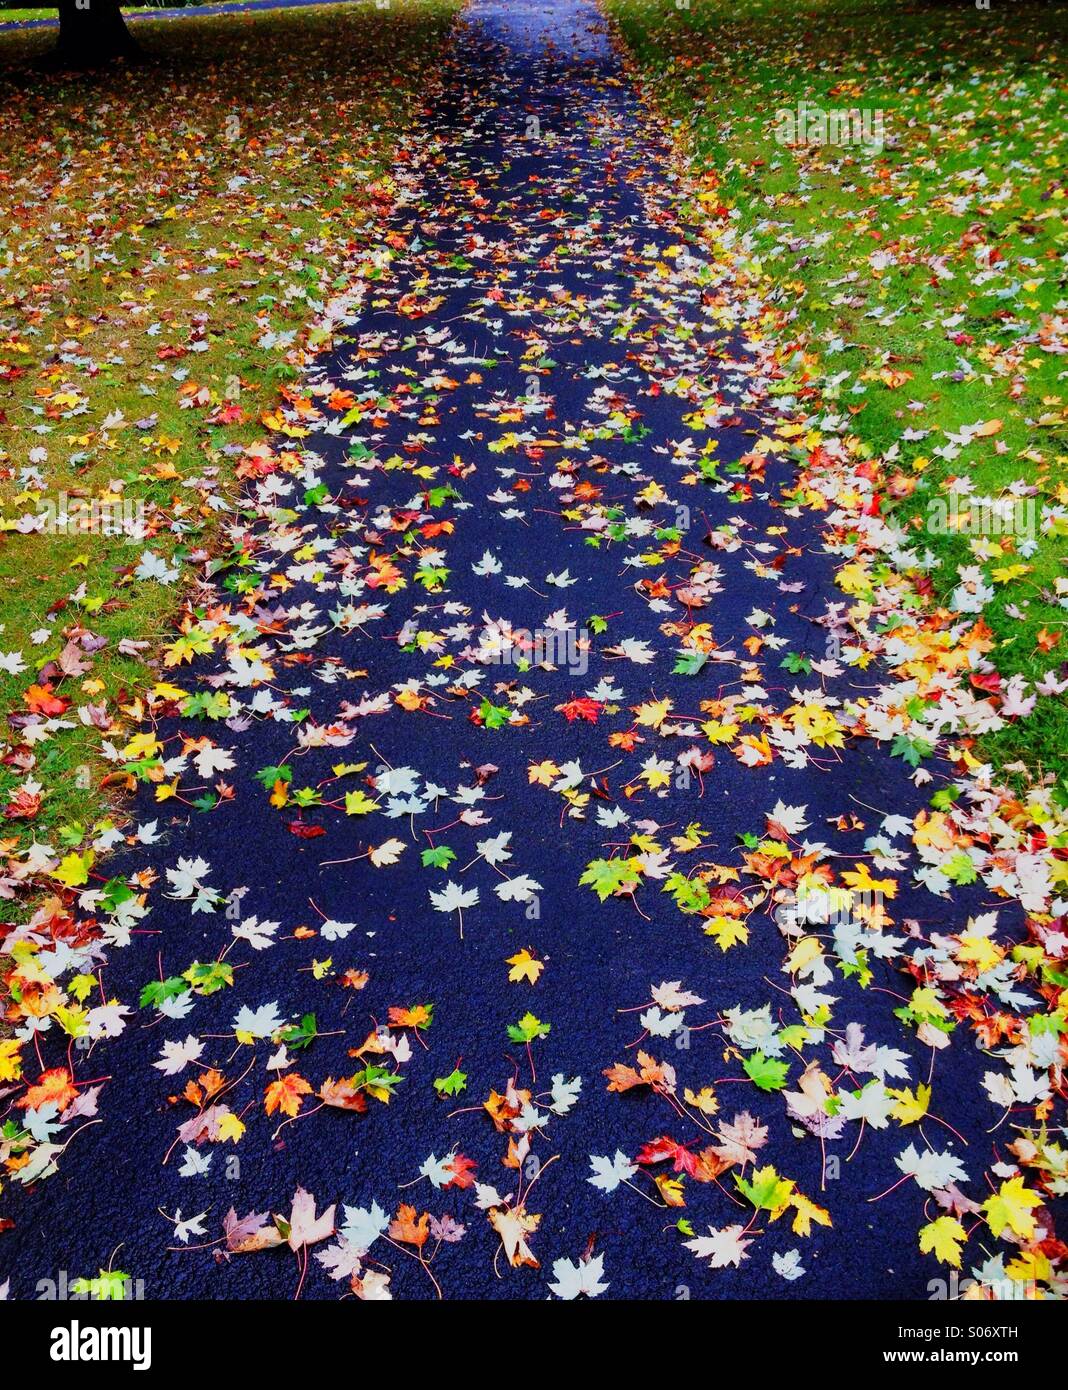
50,0,140,68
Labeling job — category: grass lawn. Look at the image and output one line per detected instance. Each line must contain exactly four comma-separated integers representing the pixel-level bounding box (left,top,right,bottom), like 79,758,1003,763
609,0,1068,778
0,0,459,886
1,6,170,20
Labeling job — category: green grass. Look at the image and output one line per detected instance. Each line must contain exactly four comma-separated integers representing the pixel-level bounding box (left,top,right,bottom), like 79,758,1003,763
1,6,168,19
0,0,459,870
609,0,1068,777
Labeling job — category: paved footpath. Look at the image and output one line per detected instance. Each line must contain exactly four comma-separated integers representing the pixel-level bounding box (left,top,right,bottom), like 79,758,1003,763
3,0,1049,1302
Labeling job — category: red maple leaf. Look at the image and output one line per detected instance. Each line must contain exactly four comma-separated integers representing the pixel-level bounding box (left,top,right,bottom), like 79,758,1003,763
557,697,602,724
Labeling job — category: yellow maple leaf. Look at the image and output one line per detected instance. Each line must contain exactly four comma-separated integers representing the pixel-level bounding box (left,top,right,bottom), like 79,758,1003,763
788,1192,832,1237
703,916,749,951
982,1177,1042,1240
0,1039,22,1083
1006,1249,1050,1284
54,850,94,889
786,936,823,974
120,731,161,761
683,1085,718,1116
919,1216,967,1267
957,934,1003,973
217,1112,245,1144
527,760,560,787
655,1174,686,1207
888,1083,931,1125
633,697,673,729
506,949,544,985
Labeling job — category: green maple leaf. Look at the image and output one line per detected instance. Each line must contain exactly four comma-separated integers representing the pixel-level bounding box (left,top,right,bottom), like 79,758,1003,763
433,1068,468,1097
781,652,812,674
742,1051,789,1092
70,1269,134,1301
181,691,233,721
891,733,934,767
507,1012,550,1044
776,1024,810,1050
182,960,234,997
414,564,448,591
672,649,708,676
254,764,292,789
99,876,135,913
279,1013,318,1051
942,851,978,885
139,976,188,1010
479,698,510,729
736,1165,794,1211
579,856,641,901
663,872,711,914
421,845,456,870
351,1065,403,1094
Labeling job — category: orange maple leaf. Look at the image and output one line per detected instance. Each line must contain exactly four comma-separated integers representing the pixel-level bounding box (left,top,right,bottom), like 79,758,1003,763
389,1204,430,1249
18,1067,77,1112
264,1073,312,1118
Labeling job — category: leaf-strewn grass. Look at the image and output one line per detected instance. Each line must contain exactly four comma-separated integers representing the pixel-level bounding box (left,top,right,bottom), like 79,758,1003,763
0,0,459,862
609,0,1068,778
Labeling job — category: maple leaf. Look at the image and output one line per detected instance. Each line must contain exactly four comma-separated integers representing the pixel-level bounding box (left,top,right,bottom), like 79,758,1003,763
428,880,479,918
0,1040,22,1084
506,948,544,984
888,1083,931,1125
982,1177,1042,1240
68,1270,136,1301
684,1224,753,1269
368,838,406,867
264,1073,312,1118
787,1192,832,1237
17,1068,77,1113
736,1165,795,1214
217,1112,246,1144
528,759,561,786
548,1252,610,1299
494,874,542,903
588,1151,638,1194
557,697,602,723
507,1012,550,1043
446,1154,478,1189
743,1051,789,1092
636,1136,698,1176
918,1216,967,1268
389,1204,430,1250
651,981,706,1010
489,1203,540,1268
153,1035,205,1076
580,856,642,901
894,1143,969,1193
318,1077,369,1112
388,1003,434,1031
605,1049,675,1095
655,1173,687,1207
433,1068,467,1098
223,1207,284,1254
280,1187,335,1253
